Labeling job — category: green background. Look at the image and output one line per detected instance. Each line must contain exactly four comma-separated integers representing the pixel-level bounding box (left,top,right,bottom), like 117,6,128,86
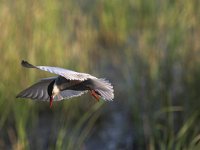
0,0,200,149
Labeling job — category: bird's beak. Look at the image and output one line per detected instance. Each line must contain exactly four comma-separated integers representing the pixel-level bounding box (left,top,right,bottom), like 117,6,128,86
50,96,53,108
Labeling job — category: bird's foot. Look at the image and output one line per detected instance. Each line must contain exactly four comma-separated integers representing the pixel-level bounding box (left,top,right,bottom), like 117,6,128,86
90,90,100,102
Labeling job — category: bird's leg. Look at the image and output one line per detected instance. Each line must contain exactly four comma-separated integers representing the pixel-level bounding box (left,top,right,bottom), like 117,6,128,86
90,90,100,102
49,96,53,108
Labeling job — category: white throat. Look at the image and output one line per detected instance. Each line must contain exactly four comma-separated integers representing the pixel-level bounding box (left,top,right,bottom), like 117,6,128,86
52,84,60,96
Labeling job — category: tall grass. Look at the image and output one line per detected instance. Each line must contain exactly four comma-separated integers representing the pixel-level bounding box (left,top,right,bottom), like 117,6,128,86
0,0,200,149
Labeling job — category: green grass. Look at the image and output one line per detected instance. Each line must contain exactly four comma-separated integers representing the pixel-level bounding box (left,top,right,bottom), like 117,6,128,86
0,0,200,149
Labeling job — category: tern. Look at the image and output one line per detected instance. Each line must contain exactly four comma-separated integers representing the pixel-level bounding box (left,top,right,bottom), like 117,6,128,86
16,60,114,108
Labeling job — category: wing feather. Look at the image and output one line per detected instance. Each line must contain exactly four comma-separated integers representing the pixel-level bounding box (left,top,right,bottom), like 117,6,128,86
54,90,87,101
16,77,56,101
21,60,96,81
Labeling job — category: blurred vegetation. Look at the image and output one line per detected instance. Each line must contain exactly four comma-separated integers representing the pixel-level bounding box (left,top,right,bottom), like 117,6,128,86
0,0,200,149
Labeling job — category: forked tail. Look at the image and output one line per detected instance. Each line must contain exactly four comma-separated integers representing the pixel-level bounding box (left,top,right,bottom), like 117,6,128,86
89,78,114,101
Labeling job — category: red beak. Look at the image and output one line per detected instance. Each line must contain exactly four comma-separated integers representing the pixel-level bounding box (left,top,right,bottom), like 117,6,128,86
50,96,53,108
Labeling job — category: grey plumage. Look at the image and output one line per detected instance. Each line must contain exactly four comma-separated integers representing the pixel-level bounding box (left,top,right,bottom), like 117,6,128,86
16,78,55,101
16,60,114,102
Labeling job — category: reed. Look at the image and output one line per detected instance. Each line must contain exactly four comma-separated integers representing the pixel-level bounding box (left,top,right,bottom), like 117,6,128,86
0,0,200,149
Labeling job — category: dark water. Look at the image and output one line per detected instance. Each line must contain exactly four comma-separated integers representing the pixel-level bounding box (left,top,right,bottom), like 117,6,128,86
86,103,134,150
25,101,134,150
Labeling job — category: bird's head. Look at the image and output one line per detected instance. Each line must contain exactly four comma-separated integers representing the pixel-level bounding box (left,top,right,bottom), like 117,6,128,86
47,80,55,97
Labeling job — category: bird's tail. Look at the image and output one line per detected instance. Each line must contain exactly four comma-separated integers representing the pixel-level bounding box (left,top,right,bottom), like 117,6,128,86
89,78,114,101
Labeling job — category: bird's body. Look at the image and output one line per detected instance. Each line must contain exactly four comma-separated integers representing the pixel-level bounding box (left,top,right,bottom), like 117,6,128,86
16,60,114,108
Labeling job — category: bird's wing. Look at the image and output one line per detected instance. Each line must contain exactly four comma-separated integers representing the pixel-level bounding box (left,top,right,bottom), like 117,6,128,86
21,60,96,81
54,90,88,101
16,77,56,101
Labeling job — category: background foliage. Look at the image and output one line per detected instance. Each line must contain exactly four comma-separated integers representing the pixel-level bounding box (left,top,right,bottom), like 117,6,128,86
0,0,200,149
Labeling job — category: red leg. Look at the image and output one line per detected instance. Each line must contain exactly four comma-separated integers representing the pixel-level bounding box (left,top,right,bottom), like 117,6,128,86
90,90,100,102
50,96,53,108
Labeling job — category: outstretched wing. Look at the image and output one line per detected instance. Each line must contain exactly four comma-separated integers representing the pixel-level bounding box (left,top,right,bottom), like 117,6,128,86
21,60,96,81
16,77,56,101
54,90,88,101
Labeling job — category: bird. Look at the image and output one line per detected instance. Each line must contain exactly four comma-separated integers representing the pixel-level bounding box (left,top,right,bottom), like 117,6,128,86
16,60,114,108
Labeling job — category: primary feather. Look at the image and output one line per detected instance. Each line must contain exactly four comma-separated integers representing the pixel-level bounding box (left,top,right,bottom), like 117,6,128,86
22,60,96,81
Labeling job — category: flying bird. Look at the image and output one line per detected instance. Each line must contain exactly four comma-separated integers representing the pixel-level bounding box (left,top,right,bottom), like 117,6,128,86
16,60,114,108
